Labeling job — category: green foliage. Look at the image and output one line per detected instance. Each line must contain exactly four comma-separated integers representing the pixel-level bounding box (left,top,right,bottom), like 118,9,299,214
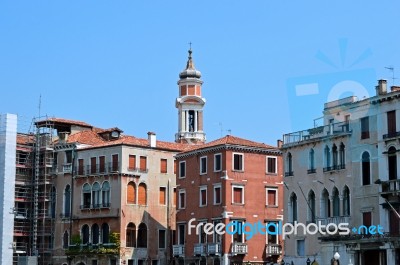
65,233,120,257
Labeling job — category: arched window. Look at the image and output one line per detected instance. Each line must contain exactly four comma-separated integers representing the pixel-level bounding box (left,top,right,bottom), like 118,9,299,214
81,224,90,245
324,146,331,171
339,143,345,169
63,230,69,249
321,189,330,218
102,181,110,207
332,144,338,169
138,183,147,205
101,223,109,244
127,182,136,204
50,186,56,218
64,185,71,217
137,223,147,248
388,146,397,180
343,186,350,216
362,152,371,185
92,223,100,245
309,149,315,173
289,193,297,222
332,187,340,217
92,182,101,208
286,152,293,176
82,183,91,209
126,223,136,247
307,190,316,223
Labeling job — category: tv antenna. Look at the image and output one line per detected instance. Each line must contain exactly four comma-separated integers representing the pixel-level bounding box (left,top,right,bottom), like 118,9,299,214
385,66,397,86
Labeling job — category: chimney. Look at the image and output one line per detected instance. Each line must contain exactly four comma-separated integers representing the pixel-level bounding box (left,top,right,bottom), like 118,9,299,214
277,139,283,148
148,132,156,148
58,132,70,143
376,79,387,95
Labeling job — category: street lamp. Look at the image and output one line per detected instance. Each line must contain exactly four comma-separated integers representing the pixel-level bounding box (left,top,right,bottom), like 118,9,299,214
306,258,311,265
331,252,340,265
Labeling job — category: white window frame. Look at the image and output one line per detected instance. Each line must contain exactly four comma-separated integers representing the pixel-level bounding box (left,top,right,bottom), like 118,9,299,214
232,185,244,204
266,156,277,174
232,153,244,171
199,186,207,207
178,189,186,209
214,153,222,172
296,239,305,256
200,156,207,175
266,187,278,207
265,221,279,244
179,161,186,178
158,229,166,249
213,184,222,205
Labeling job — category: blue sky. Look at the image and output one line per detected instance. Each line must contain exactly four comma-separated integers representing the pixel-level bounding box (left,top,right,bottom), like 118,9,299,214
1,1,400,145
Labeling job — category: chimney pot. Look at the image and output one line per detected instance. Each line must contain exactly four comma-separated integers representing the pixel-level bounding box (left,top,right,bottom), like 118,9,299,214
376,79,387,95
148,132,156,148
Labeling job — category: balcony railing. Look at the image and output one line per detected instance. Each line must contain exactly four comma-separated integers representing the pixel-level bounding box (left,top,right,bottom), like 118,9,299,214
231,242,247,255
265,243,282,256
315,216,350,226
383,131,400,140
108,162,120,173
307,168,316,174
172,245,185,257
207,243,221,255
80,203,111,210
283,121,351,146
380,179,400,194
62,163,72,173
75,163,118,176
127,166,148,173
193,243,206,256
285,171,293,177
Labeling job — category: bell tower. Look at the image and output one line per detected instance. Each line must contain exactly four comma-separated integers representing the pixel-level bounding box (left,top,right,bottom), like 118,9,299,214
175,48,206,144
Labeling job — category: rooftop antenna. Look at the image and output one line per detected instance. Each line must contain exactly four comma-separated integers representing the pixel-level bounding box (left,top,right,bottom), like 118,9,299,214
189,41,192,50
385,66,397,86
38,94,42,118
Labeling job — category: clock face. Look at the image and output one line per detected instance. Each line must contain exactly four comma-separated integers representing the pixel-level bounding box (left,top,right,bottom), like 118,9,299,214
111,131,119,138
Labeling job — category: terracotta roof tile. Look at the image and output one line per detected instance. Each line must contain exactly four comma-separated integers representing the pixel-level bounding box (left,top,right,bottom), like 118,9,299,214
35,117,92,128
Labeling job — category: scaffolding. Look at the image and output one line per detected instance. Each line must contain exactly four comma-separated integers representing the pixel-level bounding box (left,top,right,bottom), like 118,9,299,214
13,117,56,265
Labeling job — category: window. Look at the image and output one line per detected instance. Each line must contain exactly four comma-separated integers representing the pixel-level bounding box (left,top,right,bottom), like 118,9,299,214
388,146,397,180
200,156,207,174
159,187,166,205
214,185,221,205
233,153,244,171
139,156,147,172
173,188,176,206
101,223,109,243
387,110,396,136
128,155,136,170
308,149,315,173
198,221,207,243
231,220,244,243
158,230,166,249
178,190,186,209
362,151,371,185
339,143,345,169
324,146,331,171
137,223,147,248
111,154,119,172
99,156,105,173
361,116,370,139
232,186,244,204
66,150,72,164
127,182,136,204
102,181,110,207
266,222,278,244
82,183,91,209
138,183,147,205
82,224,90,244
332,187,340,217
297,239,305,256
214,153,222,172
290,193,298,222
160,159,167,173
63,231,69,249
92,260,98,265
64,185,71,217
92,224,100,245
361,212,372,234
321,189,330,218
285,152,293,176
128,260,134,265
343,186,350,216
91,157,97,174
266,188,278,206
78,159,84,175
213,220,222,243
200,186,207,207
177,224,185,245
126,223,136,247
174,160,177,174
92,182,101,208
332,144,338,169
179,161,186,178
307,190,316,223
266,156,277,174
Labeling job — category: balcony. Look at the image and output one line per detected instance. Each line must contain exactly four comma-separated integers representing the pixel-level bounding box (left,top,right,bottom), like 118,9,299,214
283,121,351,147
383,131,400,140
315,216,350,226
231,242,247,255
127,166,148,174
380,179,400,194
62,163,72,173
284,171,293,177
207,243,221,256
307,168,316,174
193,243,206,256
108,162,120,173
173,245,185,257
265,243,282,256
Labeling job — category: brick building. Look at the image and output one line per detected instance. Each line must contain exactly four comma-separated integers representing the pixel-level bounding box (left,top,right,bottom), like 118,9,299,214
174,135,283,265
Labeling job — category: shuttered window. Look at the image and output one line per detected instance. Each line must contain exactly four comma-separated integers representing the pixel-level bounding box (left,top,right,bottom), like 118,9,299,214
129,155,136,170
140,156,147,172
160,159,167,173
112,154,119,171
200,187,207,206
267,157,277,174
388,110,397,135
99,156,105,173
127,182,136,204
214,186,221,204
267,189,277,206
91,157,97,174
233,153,243,171
159,187,166,205
138,183,147,205
78,159,84,175
233,187,243,204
